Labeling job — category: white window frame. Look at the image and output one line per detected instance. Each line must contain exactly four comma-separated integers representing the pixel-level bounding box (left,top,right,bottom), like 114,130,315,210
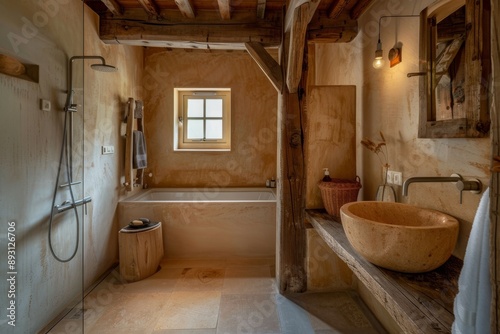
174,88,231,151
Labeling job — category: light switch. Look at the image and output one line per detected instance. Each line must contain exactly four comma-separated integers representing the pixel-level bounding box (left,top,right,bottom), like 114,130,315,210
40,99,51,111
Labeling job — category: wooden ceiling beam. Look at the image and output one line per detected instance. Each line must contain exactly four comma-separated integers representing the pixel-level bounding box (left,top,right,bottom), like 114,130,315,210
174,0,196,18
137,0,161,18
245,42,283,92
328,0,350,19
217,0,231,19
307,14,358,42
95,8,282,23
350,0,374,20
99,19,281,47
100,0,123,16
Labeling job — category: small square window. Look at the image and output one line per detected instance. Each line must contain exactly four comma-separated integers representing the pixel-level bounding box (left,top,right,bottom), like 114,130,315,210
174,89,231,151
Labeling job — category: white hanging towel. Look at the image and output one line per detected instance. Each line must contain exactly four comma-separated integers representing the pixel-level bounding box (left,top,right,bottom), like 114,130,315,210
452,187,491,334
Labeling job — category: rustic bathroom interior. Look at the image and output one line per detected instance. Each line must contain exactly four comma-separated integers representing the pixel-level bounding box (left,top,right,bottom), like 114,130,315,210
0,0,498,333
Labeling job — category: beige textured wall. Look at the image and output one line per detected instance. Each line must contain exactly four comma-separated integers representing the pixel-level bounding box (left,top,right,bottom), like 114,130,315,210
314,0,491,260
82,6,144,289
143,48,277,188
0,2,142,332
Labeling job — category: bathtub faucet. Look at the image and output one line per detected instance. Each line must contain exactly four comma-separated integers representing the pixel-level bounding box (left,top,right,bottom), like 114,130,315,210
403,174,482,204
266,177,276,188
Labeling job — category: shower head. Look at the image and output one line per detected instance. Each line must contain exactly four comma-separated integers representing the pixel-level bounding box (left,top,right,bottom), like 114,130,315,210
64,55,118,111
90,63,118,72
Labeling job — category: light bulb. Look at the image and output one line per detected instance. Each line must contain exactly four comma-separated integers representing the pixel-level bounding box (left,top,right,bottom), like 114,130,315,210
372,39,384,69
373,57,385,69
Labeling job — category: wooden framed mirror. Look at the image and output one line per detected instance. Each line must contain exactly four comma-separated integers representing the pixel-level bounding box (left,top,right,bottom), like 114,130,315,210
418,0,491,138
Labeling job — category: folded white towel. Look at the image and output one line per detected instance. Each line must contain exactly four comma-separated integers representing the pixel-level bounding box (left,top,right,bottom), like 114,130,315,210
452,187,491,334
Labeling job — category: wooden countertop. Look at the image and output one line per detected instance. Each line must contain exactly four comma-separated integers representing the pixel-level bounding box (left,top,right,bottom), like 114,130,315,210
305,209,462,334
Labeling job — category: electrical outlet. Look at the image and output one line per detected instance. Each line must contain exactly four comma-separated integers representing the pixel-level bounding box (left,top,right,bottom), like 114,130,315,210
101,145,115,155
386,170,394,184
393,171,403,186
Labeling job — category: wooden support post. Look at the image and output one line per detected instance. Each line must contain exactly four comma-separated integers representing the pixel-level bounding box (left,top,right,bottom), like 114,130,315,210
277,31,308,293
278,89,307,293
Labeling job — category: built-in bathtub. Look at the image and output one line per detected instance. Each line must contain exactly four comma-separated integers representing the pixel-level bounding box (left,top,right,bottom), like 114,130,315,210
118,188,277,259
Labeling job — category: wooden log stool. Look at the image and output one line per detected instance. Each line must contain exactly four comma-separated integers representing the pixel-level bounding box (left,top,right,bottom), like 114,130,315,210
119,222,164,282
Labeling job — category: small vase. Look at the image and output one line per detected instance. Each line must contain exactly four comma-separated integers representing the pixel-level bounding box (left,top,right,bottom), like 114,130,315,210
376,184,396,202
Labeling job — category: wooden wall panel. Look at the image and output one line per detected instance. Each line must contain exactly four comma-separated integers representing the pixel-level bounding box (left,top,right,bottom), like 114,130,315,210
305,86,356,209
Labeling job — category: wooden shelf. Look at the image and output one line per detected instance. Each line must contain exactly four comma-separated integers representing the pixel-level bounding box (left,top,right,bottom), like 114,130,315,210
305,209,462,334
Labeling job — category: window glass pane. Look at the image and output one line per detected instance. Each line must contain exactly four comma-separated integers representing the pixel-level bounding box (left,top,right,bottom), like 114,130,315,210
206,119,223,139
187,119,204,139
206,99,223,118
187,99,204,117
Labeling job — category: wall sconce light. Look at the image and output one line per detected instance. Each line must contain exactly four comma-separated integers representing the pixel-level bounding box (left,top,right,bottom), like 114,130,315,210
372,39,384,69
373,15,419,69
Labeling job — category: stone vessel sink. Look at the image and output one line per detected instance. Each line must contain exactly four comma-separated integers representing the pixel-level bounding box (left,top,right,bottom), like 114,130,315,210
340,201,459,273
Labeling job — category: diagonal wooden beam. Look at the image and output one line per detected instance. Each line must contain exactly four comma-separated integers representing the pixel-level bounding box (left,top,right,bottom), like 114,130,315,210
174,0,196,18
328,0,351,19
100,0,123,16
257,0,267,19
350,0,374,20
217,0,231,19
435,35,465,83
137,0,161,17
245,42,283,93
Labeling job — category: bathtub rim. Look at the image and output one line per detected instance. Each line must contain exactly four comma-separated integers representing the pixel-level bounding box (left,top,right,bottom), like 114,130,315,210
119,187,277,203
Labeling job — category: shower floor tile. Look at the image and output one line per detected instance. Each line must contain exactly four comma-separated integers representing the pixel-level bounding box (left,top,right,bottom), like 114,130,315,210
173,268,226,292
217,293,281,334
154,290,222,330
46,258,387,334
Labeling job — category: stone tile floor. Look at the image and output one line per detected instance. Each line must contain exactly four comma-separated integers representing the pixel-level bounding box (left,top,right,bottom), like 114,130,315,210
47,258,386,334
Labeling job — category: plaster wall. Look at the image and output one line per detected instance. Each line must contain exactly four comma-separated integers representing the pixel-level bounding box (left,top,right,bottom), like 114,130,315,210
313,0,491,260
143,48,278,188
0,1,143,332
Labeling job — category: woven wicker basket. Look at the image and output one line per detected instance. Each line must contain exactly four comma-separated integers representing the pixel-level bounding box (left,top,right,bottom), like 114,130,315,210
318,176,362,218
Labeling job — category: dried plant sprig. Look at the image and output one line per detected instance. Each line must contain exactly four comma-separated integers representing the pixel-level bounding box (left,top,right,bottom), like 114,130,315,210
379,131,386,142
361,132,390,169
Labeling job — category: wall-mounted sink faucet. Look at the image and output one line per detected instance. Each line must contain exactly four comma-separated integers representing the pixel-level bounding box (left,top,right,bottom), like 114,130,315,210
403,174,482,204
402,176,461,196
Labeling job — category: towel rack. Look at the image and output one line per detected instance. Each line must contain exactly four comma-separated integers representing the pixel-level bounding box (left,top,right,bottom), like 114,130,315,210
124,97,145,191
